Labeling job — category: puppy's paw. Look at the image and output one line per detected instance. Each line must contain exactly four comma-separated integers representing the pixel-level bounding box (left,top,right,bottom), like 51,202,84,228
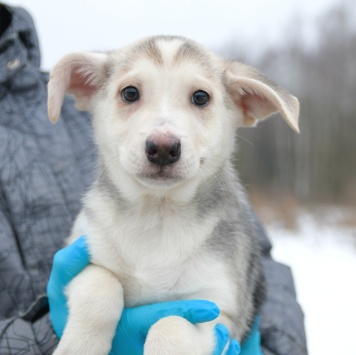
53,265,124,355
144,316,214,355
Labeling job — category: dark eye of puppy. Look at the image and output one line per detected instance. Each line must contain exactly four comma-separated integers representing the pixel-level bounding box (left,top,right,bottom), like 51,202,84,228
121,86,140,103
192,90,209,106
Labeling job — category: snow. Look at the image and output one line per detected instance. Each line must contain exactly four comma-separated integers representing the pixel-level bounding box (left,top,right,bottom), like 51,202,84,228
265,209,356,355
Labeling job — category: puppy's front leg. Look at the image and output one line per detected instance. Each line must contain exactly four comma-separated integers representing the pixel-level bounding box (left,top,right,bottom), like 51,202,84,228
53,265,124,355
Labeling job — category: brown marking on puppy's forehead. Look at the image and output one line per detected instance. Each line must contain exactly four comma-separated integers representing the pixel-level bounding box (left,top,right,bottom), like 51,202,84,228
107,37,163,75
174,40,213,70
164,36,221,78
108,36,180,71
132,37,164,65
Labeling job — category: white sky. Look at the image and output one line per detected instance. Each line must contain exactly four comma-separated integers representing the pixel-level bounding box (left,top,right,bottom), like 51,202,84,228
5,0,344,70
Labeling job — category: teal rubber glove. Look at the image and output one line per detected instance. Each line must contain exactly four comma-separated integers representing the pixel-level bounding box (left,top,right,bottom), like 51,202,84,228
214,323,241,354
47,236,90,338
240,316,263,355
214,317,263,355
47,236,252,354
111,300,226,355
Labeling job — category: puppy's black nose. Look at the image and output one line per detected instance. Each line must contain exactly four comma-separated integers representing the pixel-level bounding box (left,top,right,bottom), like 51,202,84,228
145,138,181,166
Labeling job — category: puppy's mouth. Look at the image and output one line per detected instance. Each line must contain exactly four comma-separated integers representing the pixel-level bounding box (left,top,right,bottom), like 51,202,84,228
136,165,183,187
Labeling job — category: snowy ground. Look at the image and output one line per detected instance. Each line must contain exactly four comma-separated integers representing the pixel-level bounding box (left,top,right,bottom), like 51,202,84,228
264,207,356,355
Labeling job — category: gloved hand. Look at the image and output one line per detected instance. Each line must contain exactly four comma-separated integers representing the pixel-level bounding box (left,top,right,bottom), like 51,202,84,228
47,236,90,338
47,236,263,354
214,316,263,355
239,316,263,355
214,323,241,354
111,301,238,355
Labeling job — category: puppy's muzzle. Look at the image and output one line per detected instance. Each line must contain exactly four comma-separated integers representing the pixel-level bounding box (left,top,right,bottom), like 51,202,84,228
145,135,181,167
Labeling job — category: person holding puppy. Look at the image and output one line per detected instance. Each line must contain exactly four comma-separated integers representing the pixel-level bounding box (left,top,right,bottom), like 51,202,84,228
0,3,307,354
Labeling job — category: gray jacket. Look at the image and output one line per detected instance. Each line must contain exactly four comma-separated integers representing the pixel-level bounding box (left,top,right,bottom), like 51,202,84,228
0,4,307,354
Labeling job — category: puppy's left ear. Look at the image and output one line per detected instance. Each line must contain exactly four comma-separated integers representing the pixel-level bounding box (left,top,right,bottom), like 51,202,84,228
48,52,108,123
225,62,300,132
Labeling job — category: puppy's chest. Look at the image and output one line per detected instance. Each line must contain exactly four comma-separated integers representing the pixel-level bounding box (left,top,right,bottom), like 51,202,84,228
89,205,222,306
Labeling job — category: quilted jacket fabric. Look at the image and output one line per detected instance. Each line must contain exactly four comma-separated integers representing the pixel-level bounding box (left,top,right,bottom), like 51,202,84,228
0,4,307,354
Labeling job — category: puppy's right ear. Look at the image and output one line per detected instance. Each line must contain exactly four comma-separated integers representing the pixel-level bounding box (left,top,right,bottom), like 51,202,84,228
48,52,107,123
225,62,300,132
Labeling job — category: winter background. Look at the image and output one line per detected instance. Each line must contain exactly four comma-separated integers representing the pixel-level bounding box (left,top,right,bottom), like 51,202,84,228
5,0,356,354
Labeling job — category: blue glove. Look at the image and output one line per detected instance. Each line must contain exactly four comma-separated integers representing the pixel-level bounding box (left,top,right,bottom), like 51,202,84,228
240,316,263,355
111,300,225,355
47,236,260,354
47,236,90,338
214,323,241,354
214,317,263,355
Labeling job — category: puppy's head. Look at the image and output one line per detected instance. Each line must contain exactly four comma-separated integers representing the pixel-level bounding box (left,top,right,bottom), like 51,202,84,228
48,36,299,199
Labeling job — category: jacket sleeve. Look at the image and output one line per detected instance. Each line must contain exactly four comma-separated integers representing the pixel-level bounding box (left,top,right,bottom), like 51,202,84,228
260,259,307,355
253,214,308,355
0,200,58,355
0,296,58,355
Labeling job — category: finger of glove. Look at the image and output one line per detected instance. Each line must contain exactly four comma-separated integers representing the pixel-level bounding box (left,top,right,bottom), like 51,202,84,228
48,236,90,291
49,300,68,338
47,277,68,338
249,315,260,334
213,323,230,355
240,316,262,355
121,300,220,337
226,339,241,355
47,236,89,338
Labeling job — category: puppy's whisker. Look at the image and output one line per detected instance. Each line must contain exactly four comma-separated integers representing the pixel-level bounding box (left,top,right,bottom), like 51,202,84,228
198,163,227,195
97,157,120,181
235,134,254,147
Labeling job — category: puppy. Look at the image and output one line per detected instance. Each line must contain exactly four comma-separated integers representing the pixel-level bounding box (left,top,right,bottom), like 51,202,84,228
48,35,299,354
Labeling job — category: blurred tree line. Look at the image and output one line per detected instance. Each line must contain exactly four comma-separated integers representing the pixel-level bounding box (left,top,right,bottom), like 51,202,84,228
221,1,356,204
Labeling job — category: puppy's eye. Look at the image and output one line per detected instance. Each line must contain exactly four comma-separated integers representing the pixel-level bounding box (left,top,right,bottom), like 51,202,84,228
192,90,209,106
121,86,140,103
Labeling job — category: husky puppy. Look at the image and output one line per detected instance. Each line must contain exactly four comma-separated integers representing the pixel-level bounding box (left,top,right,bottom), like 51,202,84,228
48,35,299,354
